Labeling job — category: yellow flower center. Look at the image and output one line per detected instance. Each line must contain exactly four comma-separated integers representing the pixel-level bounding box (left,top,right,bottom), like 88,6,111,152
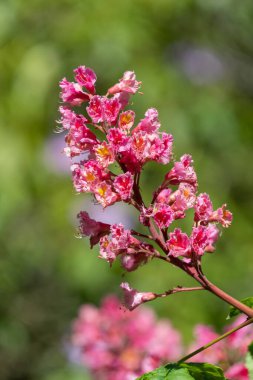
97,186,106,197
96,144,111,159
121,114,131,125
85,172,96,182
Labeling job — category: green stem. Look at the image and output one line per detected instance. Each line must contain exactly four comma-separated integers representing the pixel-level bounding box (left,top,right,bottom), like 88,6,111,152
178,316,253,363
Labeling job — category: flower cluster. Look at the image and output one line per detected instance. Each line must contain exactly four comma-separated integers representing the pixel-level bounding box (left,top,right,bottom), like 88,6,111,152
58,66,232,308
70,296,182,380
189,316,253,380
69,296,252,380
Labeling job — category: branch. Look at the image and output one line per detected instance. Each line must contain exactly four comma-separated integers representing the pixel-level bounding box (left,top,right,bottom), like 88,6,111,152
199,275,253,318
178,316,253,363
157,286,205,298
154,250,253,318
135,286,205,309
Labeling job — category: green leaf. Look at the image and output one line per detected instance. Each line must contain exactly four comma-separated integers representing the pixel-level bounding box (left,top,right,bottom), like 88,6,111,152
226,297,253,319
246,342,253,380
137,362,227,380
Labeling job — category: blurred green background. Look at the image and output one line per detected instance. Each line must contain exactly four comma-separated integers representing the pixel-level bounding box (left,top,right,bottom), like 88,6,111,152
1,0,253,379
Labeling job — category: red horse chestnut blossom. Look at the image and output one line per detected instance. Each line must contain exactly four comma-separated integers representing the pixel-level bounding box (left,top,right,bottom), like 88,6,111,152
58,66,253,377
57,65,236,308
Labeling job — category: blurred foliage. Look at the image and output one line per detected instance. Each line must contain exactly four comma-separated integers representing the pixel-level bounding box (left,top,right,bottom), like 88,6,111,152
1,0,253,379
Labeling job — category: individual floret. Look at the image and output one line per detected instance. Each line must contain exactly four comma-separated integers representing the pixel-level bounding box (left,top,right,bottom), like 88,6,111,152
108,71,141,95
120,282,156,311
113,172,134,200
59,78,90,105
167,228,191,257
74,66,97,94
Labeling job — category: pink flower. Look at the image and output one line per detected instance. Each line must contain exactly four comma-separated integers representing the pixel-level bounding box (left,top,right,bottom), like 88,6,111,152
191,225,219,256
125,130,173,167
148,321,182,361
74,66,97,94
149,133,173,164
121,252,149,272
194,193,213,223
122,110,173,166
86,95,105,123
58,106,85,131
98,224,152,269
94,141,115,167
104,96,121,125
94,181,119,208
167,228,190,257
99,235,117,264
108,71,141,95
188,325,224,364
120,282,156,311
191,225,210,256
211,204,233,228
118,110,135,131
114,172,134,200
114,91,131,109
59,78,90,105
225,363,249,380
70,296,182,380
71,160,108,193
204,224,220,252
63,116,98,158
111,224,133,249
153,204,174,229
195,195,233,228
87,95,121,125
107,128,130,152
171,183,196,213
120,148,142,173
99,223,135,265
165,154,197,186
156,188,172,204
136,108,161,133
77,211,110,247
58,106,98,157
130,130,151,162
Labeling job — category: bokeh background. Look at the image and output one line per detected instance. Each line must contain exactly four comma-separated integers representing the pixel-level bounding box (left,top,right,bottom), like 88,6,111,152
1,0,253,379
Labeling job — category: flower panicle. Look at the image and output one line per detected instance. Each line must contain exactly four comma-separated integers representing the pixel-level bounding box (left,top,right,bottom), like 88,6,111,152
57,65,233,309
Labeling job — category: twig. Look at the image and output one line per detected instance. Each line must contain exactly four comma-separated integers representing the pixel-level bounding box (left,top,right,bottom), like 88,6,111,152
157,286,205,298
178,316,253,363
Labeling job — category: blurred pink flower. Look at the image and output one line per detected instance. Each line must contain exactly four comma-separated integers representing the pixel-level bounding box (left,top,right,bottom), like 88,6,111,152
70,296,182,380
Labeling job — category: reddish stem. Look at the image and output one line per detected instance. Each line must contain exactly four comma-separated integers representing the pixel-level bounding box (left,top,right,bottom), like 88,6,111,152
200,276,253,318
